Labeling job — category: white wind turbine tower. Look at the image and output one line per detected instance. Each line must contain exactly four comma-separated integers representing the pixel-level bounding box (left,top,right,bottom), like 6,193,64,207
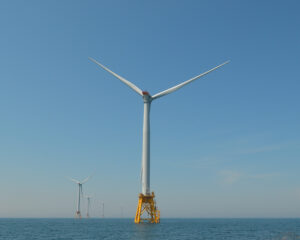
69,176,90,218
89,57,229,223
85,195,92,218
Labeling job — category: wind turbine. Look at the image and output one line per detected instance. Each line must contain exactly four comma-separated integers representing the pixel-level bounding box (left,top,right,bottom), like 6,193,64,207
101,202,105,218
85,195,92,218
89,57,229,223
68,176,90,218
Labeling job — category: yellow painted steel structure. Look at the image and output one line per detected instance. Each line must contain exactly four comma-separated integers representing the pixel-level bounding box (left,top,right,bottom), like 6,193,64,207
134,192,160,224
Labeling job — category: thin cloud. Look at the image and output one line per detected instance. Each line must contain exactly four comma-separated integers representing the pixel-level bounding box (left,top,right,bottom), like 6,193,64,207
248,173,281,179
219,170,242,184
235,144,282,155
219,170,280,184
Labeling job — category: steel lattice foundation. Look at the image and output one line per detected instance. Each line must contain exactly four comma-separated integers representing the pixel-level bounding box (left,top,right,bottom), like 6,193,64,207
134,192,160,224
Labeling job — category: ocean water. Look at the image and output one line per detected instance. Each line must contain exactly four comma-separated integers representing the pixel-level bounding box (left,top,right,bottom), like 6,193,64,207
0,218,300,240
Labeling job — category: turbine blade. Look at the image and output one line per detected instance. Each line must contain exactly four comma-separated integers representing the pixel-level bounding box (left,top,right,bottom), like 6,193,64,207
152,61,230,100
67,177,80,184
81,175,91,184
89,57,143,96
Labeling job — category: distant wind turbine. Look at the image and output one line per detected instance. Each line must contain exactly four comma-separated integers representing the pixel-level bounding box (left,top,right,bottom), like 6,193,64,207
68,176,91,218
85,195,92,218
102,202,105,218
89,57,229,223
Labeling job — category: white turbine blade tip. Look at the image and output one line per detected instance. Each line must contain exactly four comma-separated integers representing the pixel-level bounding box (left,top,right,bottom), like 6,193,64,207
89,57,105,68
219,60,230,66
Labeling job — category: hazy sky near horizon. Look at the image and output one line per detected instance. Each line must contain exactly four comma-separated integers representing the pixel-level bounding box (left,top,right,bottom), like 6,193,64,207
0,0,300,218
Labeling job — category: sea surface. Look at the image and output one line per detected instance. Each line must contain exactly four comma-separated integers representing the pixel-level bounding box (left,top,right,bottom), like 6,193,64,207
0,218,300,240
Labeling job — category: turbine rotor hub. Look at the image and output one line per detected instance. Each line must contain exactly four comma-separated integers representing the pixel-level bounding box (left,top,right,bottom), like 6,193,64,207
142,91,152,103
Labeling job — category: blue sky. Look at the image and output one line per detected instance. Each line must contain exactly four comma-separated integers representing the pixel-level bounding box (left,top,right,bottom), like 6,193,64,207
0,0,300,218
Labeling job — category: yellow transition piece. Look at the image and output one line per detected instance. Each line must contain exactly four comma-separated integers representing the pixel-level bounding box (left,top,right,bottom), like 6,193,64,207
134,192,160,224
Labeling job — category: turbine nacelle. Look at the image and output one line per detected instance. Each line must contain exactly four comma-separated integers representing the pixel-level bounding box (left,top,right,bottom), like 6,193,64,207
142,91,152,103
